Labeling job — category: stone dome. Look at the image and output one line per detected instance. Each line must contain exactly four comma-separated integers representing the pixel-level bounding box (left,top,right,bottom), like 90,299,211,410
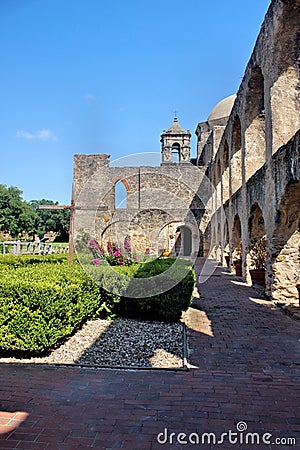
208,94,236,122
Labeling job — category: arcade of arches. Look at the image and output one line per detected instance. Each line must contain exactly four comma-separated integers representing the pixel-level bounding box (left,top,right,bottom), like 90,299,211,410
73,0,299,305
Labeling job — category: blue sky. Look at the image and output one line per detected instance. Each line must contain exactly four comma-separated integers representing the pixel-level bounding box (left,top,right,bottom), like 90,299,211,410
0,0,270,205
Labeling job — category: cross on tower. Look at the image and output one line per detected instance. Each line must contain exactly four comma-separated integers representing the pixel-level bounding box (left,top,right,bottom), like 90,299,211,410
174,110,178,118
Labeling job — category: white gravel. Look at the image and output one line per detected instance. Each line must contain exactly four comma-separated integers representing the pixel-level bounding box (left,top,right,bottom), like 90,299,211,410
0,318,185,369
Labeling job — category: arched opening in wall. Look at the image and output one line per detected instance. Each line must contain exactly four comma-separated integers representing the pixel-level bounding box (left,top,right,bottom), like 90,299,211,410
216,159,221,183
177,226,192,256
244,66,266,181
101,220,131,250
172,225,192,256
248,203,267,285
224,219,230,266
231,115,242,195
270,2,300,152
222,140,230,202
157,221,197,257
132,209,172,255
224,220,229,248
271,181,300,303
223,141,229,169
232,214,242,263
172,143,180,163
248,203,266,240
114,180,127,209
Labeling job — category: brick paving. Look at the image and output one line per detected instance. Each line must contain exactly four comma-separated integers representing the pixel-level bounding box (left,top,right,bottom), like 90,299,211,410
0,259,300,449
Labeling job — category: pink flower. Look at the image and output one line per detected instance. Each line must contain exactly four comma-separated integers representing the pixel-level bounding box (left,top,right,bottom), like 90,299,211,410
145,248,150,255
113,251,121,257
89,240,100,249
124,235,132,253
93,258,101,266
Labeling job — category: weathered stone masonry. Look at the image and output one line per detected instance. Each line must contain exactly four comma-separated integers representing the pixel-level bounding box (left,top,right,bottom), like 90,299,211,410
73,121,207,259
73,0,300,304
197,0,300,303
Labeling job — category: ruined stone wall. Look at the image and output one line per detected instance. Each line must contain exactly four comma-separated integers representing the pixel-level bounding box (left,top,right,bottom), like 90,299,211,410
198,0,300,303
73,157,207,258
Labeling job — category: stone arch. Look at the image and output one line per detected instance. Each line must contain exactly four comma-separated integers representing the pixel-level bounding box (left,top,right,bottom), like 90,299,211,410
231,115,242,194
222,140,230,202
244,66,266,181
112,177,131,192
271,181,300,304
232,214,242,261
114,180,127,209
158,220,199,257
270,2,300,153
177,225,192,256
248,203,266,240
101,220,133,249
223,140,229,168
216,159,221,183
171,142,180,163
224,219,230,252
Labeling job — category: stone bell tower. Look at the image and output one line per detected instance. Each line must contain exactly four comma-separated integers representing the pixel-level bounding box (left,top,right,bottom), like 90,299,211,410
161,116,191,164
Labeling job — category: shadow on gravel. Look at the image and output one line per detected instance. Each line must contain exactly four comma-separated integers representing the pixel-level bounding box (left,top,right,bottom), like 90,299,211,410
74,317,186,369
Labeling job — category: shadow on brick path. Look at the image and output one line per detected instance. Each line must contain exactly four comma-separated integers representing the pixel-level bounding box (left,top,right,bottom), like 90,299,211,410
0,258,299,449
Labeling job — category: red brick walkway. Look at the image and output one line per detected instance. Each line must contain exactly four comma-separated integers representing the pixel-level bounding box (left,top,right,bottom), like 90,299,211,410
0,260,299,449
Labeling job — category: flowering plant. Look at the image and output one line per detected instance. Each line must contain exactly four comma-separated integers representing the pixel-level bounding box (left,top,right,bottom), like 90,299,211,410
106,242,125,266
88,240,105,265
88,237,136,267
124,235,132,254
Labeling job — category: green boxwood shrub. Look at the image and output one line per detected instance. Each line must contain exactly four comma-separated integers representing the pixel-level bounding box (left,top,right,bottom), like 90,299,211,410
0,255,195,355
0,255,119,354
93,258,195,322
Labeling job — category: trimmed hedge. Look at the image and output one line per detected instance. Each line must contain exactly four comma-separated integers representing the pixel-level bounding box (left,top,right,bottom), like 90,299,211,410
0,255,119,354
0,255,195,355
92,258,195,322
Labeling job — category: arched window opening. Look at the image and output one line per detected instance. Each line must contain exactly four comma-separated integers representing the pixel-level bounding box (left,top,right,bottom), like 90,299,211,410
223,140,229,168
248,203,265,240
115,180,127,209
216,159,221,183
232,214,242,261
244,66,266,180
231,115,242,194
172,143,180,163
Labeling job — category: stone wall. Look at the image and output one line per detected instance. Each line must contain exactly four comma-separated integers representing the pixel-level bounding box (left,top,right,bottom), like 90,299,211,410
198,0,300,303
73,159,207,258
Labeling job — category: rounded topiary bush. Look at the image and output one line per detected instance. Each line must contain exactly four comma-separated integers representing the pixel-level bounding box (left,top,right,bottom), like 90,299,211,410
113,258,195,322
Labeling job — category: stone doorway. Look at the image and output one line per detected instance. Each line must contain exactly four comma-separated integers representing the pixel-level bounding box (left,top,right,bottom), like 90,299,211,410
175,226,192,256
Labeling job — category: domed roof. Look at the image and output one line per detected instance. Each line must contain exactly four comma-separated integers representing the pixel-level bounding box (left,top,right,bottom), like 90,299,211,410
208,94,236,122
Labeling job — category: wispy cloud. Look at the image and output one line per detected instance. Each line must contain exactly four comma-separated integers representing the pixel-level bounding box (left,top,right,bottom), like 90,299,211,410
83,92,95,101
16,129,57,141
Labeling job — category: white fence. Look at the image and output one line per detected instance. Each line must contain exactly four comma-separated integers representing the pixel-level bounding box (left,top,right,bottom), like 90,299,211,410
0,241,69,255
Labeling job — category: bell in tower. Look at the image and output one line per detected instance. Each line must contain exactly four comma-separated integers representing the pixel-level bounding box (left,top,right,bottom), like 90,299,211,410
160,116,191,164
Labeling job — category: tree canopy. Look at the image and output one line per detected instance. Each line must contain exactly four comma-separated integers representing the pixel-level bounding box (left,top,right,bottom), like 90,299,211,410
0,184,70,241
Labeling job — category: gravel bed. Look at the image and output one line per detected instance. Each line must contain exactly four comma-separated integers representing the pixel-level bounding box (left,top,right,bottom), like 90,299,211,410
0,318,185,369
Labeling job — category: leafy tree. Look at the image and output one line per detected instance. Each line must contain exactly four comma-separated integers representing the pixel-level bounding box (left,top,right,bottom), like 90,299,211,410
0,185,36,238
30,199,70,241
0,185,70,241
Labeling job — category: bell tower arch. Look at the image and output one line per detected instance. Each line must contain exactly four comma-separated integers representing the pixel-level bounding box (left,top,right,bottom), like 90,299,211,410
161,116,191,164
